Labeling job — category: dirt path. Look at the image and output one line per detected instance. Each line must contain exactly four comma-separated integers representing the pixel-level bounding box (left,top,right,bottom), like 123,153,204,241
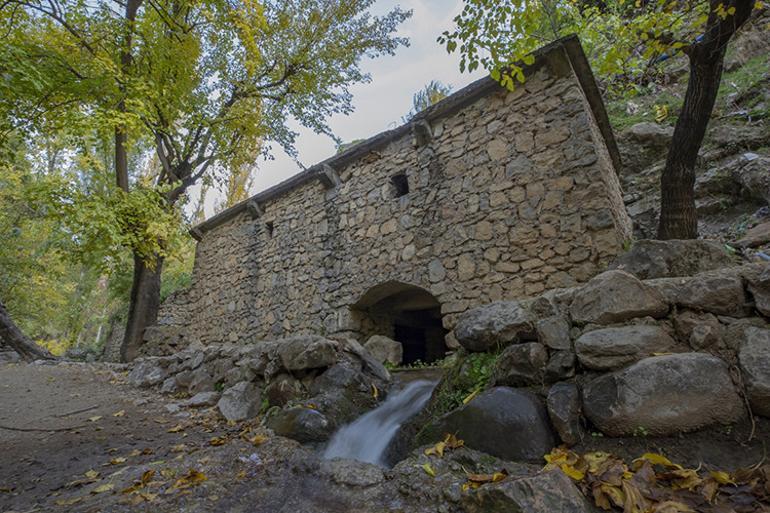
0,361,239,512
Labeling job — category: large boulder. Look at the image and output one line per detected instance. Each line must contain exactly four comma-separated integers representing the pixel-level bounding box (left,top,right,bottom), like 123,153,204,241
738,327,770,417
184,391,221,407
575,325,677,370
277,335,338,371
217,381,262,421
674,273,749,317
583,353,743,436
737,221,770,249
617,122,673,175
492,343,548,386
535,316,571,350
454,301,536,352
266,406,333,443
609,239,735,279
264,373,305,407
569,270,668,325
430,387,555,462
363,335,403,366
461,468,593,513
732,153,770,204
127,359,167,387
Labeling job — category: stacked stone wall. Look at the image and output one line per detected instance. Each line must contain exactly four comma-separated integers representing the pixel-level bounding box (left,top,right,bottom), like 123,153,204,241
159,44,632,348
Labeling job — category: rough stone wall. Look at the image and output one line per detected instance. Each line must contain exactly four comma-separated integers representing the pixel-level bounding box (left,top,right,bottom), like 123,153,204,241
160,44,632,347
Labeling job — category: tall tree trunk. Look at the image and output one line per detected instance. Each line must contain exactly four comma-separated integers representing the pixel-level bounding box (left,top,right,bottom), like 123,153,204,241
657,0,755,239
0,300,53,361
657,49,726,239
120,254,164,362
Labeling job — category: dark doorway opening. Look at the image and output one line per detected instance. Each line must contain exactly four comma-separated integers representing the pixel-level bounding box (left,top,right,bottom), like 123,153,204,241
352,281,447,365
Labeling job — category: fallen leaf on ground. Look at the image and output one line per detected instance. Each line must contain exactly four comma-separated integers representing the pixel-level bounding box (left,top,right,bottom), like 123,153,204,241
55,497,83,506
209,436,227,446
88,416,102,423
91,483,114,494
167,424,184,433
248,434,268,446
171,469,207,490
84,470,99,480
421,463,436,477
113,410,125,417
108,457,127,465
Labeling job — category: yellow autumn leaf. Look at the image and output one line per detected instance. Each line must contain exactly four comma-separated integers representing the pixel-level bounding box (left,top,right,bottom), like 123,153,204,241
424,441,446,457
371,383,379,400
109,457,127,465
444,433,464,449
84,470,99,480
633,452,682,470
88,415,102,423
113,410,125,417
167,424,184,433
421,463,436,477
651,500,695,513
55,497,83,506
708,470,735,485
209,436,227,446
172,469,207,489
91,483,114,494
249,434,268,446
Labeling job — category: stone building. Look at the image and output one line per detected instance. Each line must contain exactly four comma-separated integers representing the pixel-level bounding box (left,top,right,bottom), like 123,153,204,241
154,36,632,364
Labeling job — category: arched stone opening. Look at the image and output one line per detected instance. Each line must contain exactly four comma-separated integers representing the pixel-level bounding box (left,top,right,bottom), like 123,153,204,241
352,281,448,365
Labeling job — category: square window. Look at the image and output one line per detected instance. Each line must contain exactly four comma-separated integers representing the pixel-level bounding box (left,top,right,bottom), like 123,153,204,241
391,173,409,198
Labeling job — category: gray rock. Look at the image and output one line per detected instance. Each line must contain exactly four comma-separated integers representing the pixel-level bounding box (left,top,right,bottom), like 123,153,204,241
737,221,770,249
266,406,332,443
277,335,338,371
492,343,548,386
733,153,770,204
455,301,536,352
187,366,215,394
184,391,221,407
618,122,673,175
570,270,668,325
723,317,770,351
544,351,576,383
675,273,749,317
747,266,770,317
575,325,676,370
265,373,305,407
127,360,167,387
610,239,735,280
461,468,593,513
320,459,384,487
547,383,582,446
224,366,255,387
363,335,403,366
217,381,262,421
160,377,178,394
0,350,20,364
536,316,571,350
674,310,723,350
738,327,770,417
432,387,555,462
583,353,744,436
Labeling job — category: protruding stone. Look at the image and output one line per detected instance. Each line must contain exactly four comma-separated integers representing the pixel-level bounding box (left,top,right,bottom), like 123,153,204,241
570,270,668,325
127,360,167,388
363,335,403,366
536,315,571,350
547,383,582,446
277,336,338,371
266,406,332,443
217,381,261,421
738,327,770,417
492,343,548,386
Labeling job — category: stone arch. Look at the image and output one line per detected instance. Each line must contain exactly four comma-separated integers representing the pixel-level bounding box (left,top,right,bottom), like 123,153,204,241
351,280,448,365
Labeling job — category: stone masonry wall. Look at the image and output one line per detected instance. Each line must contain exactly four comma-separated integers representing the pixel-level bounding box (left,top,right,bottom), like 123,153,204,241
158,41,633,349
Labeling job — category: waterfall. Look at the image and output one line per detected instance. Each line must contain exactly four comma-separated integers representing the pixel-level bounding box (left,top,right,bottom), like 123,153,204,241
323,379,437,467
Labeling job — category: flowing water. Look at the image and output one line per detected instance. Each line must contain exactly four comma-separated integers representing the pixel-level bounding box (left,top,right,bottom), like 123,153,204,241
322,379,437,467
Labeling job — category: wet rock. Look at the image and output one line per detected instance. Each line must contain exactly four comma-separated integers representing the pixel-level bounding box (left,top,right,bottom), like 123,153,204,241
609,239,735,279
265,374,305,407
570,270,668,325
674,273,749,317
218,381,261,421
461,469,592,513
277,335,338,371
492,343,548,386
320,459,384,487
536,316,571,350
575,325,676,371
583,353,743,436
454,301,535,352
266,406,333,443
544,351,576,383
547,383,582,446
127,359,167,387
363,335,403,366
431,387,555,462
738,327,770,417
184,391,221,407
310,361,363,396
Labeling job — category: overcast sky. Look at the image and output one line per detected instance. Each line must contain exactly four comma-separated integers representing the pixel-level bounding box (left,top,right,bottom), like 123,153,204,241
195,0,484,219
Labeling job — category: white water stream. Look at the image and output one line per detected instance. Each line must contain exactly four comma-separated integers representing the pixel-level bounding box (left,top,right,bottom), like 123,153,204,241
323,379,437,467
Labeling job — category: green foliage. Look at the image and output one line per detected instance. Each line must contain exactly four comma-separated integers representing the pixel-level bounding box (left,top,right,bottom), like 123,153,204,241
403,80,453,121
431,351,498,417
439,0,757,95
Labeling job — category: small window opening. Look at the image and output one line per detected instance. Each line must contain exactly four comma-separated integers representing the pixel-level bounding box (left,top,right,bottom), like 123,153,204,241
391,173,409,198
265,221,274,237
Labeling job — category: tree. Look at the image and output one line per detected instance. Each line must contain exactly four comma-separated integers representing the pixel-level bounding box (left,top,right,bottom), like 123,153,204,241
403,80,453,121
1,0,411,359
440,0,760,239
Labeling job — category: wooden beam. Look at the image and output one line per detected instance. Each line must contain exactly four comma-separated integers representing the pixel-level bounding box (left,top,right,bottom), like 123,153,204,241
189,227,204,241
412,120,432,146
246,199,263,219
318,164,342,189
